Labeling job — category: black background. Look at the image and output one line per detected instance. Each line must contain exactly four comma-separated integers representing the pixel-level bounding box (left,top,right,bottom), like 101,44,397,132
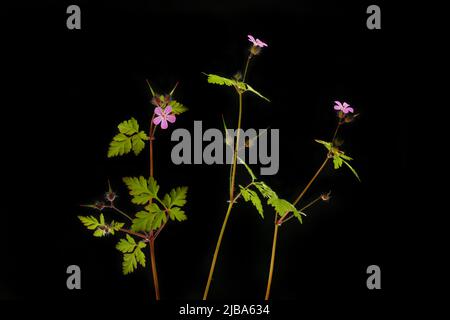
2,0,414,316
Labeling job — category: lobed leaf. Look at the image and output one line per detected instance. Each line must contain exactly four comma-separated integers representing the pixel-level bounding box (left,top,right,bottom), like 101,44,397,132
123,176,159,205
170,100,188,115
108,118,148,158
239,185,264,218
203,73,236,86
168,207,187,222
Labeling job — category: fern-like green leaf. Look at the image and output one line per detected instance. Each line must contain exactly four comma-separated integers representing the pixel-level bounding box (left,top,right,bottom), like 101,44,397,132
118,118,139,135
315,139,332,150
239,185,264,218
108,118,148,157
170,100,188,115
78,215,100,230
268,197,302,222
169,207,187,222
168,186,188,208
117,235,147,275
203,73,236,86
116,234,137,253
123,176,159,205
253,181,277,199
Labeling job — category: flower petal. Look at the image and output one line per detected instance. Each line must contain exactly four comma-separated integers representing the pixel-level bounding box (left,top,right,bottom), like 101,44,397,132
153,116,162,125
248,34,256,42
160,119,168,129
345,107,354,113
334,105,343,111
343,102,350,108
166,114,176,123
165,105,172,114
334,101,343,108
256,39,268,47
154,107,163,116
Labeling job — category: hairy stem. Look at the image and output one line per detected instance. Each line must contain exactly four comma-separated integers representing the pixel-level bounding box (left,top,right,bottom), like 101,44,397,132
331,121,341,145
264,118,342,299
203,200,235,300
292,157,329,208
148,110,160,300
149,238,160,300
265,222,279,300
118,228,146,239
229,92,243,200
266,157,330,300
243,54,252,82
149,114,156,178
204,92,243,300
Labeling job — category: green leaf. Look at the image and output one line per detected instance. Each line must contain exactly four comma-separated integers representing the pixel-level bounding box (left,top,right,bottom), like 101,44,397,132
169,207,187,222
162,194,172,208
341,158,361,182
244,83,271,102
118,118,139,135
92,229,105,237
268,197,302,222
116,235,137,253
170,100,188,115
135,247,146,267
117,236,147,275
108,118,148,157
99,213,105,225
203,73,236,86
122,253,137,275
109,221,124,235
78,215,100,230
108,136,132,157
168,186,188,208
147,177,160,199
339,152,353,161
131,204,161,232
253,181,277,199
333,156,343,169
123,176,159,205
138,241,147,249
152,211,167,230
239,186,264,218
315,139,332,151
131,132,148,155
131,211,154,232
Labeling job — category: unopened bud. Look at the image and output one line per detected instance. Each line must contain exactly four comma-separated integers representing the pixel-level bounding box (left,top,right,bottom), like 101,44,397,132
250,45,261,56
94,201,106,211
321,191,332,201
105,191,116,202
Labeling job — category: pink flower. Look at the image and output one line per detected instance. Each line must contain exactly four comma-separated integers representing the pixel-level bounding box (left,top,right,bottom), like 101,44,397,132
334,101,354,114
248,34,268,48
153,106,176,129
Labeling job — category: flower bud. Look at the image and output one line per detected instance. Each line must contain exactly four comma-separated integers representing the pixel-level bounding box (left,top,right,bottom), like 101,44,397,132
250,45,261,56
321,191,332,201
105,191,116,202
94,201,106,211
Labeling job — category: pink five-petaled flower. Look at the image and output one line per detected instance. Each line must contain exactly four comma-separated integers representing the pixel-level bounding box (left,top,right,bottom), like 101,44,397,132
248,34,268,48
334,101,354,114
153,106,176,129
